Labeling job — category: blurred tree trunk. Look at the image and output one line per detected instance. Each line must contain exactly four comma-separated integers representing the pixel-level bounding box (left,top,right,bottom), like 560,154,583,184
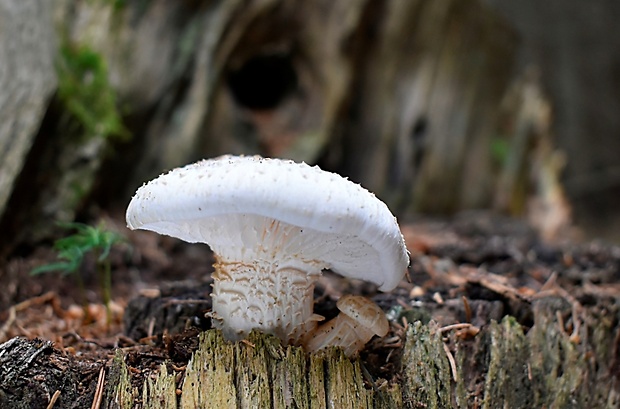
0,0,56,223
327,0,516,214
0,0,516,253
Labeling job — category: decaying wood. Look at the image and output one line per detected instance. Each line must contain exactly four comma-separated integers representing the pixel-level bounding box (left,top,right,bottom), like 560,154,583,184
0,337,100,408
6,305,614,409
104,330,400,409
0,214,620,409
5,295,614,409
2,215,620,408
100,296,620,408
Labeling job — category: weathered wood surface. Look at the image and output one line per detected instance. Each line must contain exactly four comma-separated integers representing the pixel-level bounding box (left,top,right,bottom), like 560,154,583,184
2,294,618,409
102,330,401,409
0,337,100,408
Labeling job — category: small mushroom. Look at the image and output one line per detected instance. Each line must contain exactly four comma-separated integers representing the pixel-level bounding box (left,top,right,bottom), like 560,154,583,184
302,294,389,357
126,155,408,347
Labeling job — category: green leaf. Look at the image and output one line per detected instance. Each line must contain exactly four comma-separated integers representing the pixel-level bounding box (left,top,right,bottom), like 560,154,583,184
31,261,75,276
31,221,125,278
98,230,123,262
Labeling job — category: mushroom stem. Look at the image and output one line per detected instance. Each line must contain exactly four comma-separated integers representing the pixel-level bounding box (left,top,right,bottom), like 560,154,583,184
210,256,323,345
302,315,372,357
301,295,389,357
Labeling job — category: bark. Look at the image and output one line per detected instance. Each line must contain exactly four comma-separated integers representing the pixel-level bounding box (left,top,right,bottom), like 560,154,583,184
0,0,56,217
0,338,100,408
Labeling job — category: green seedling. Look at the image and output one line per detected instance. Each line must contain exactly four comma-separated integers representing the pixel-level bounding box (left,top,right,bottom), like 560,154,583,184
31,222,125,325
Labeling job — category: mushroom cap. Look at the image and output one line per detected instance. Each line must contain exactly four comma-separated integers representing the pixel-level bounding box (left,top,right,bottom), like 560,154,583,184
336,295,389,337
126,155,409,291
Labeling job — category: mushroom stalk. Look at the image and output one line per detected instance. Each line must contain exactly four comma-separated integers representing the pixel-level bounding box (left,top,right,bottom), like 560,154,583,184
205,215,327,345
302,295,389,357
125,155,409,352
210,257,323,344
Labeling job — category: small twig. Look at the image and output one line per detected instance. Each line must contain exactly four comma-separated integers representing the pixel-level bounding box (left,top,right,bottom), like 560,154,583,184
45,390,61,409
396,298,411,310
90,366,106,409
241,339,255,348
533,275,583,343
360,361,378,390
0,307,16,341
14,291,57,312
462,296,472,323
16,323,34,338
439,323,473,334
138,335,158,344
460,266,531,303
1,292,59,341
443,342,458,382
385,349,395,364
25,342,50,366
114,334,137,347
147,317,156,339
540,271,558,292
162,299,211,308
61,332,106,348
555,310,565,333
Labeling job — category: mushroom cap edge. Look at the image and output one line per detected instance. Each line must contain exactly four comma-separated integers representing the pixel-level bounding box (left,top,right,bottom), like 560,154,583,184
126,155,409,291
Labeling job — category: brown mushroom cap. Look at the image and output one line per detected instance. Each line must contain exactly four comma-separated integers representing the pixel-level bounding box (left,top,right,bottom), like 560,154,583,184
336,294,389,337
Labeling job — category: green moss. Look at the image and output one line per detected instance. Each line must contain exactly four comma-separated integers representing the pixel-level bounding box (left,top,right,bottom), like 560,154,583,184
490,136,510,166
56,41,129,141
402,321,452,408
483,317,533,408
107,350,134,408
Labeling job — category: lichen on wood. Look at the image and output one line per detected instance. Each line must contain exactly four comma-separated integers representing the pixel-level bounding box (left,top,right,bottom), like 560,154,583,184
142,363,177,409
180,330,237,408
104,349,136,409
400,297,620,408
402,321,452,408
526,297,618,408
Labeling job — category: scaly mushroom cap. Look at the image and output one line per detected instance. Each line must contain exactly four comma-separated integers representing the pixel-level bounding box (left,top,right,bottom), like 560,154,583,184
126,155,409,291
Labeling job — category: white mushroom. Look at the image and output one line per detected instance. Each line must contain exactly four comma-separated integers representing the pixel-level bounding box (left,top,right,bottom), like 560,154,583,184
126,155,408,346
302,294,389,357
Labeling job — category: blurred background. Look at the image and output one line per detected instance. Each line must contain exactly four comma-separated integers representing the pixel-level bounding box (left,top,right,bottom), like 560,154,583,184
1,0,619,257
